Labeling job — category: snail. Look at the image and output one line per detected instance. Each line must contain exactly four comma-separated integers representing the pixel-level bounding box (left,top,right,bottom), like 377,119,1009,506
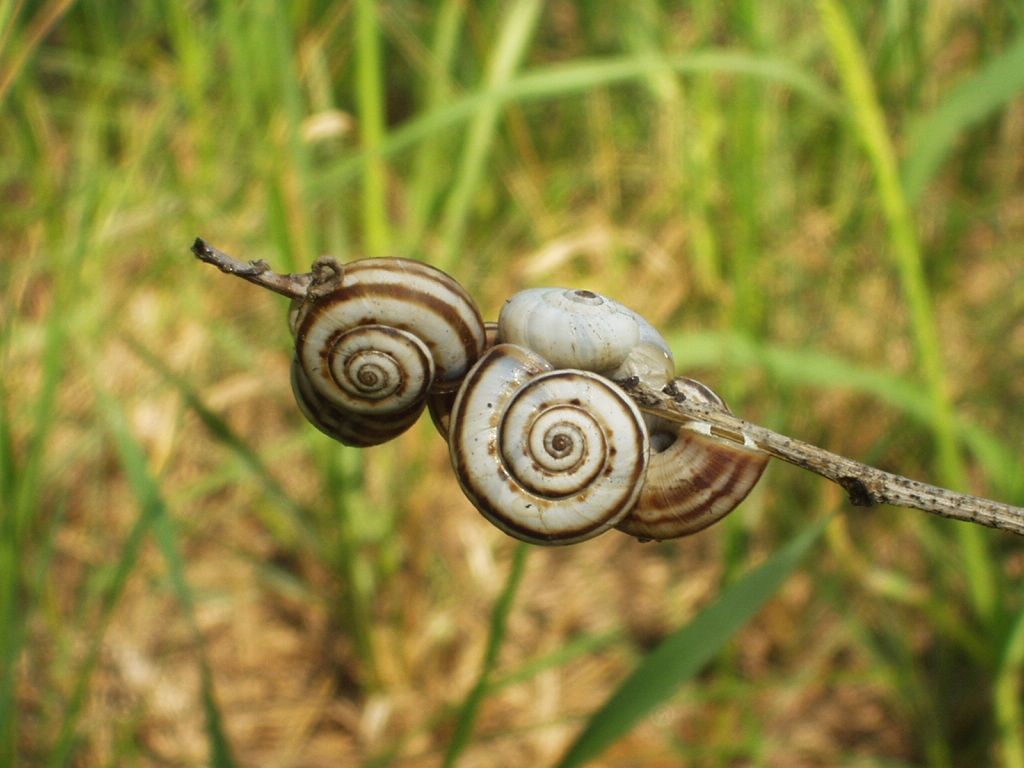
289,256,487,447
189,239,768,541
429,289,675,441
447,343,650,545
616,377,769,541
194,239,1024,542
448,287,767,542
498,287,675,385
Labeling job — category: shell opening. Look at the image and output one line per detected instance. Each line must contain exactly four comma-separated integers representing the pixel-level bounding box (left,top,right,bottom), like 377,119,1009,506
650,429,678,453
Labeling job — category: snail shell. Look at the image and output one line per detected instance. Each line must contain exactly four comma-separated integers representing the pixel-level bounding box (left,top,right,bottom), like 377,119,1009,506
497,287,766,540
498,288,674,383
616,378,769,541
290,257,486,446
290,356,427,447
448,344,650,545
428,322,499,440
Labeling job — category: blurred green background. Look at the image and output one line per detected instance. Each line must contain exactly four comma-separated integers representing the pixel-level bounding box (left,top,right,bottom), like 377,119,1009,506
2,1,1024,765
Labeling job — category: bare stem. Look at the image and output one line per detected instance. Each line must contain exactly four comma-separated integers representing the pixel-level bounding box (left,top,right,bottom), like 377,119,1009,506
191,239,1023,537
619,377,1024,537
191,238,312,300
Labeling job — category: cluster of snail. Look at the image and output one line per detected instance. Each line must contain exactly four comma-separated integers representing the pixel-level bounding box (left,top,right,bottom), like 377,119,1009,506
282,254,768,546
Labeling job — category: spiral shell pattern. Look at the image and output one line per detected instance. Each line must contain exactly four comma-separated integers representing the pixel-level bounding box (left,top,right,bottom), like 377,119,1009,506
449,344,650,545
616,378,768,541
291,257,486,446
291,358,427,447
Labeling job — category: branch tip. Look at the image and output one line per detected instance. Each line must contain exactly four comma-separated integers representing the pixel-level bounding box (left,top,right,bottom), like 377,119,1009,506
190,237,313,300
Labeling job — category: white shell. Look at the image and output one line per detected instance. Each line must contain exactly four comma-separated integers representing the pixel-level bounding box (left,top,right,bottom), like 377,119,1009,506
291,257,486,446
448,344,650,545
616,378,768,540
498,288,673,378
493,288,767,541
612,341,675,389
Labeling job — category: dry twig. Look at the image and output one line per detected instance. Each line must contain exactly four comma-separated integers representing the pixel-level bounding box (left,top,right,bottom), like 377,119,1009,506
193,238,1024,537
618,377,1024,536
191,238,312,299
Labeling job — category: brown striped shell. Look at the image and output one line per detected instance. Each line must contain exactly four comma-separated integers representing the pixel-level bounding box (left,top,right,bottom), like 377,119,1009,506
290,257,486,447
616,378,769,541
494,287,767,541
448,344,650,545
427,322,499,440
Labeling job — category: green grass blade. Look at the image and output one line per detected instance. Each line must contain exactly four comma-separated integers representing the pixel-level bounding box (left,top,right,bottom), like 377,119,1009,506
722,4,768,337
322,443,381,686
903,36,1024,203
49,434,160,765
816,0,996,626
490,629,623,692
555,518,828,768
0,383,21,765
0,367,13,508
317,50,840,197
355,0,389,256
148,475,237,768
132,336,384,689
436,0,544,271
405,0,466,251
996,605,1024,768
200,670,237,768
96,383,238,767
442,542,530,768
2,269,71,762
13,290,65,545
125,336,318,545
815,0,957,472
0,0,17,47
0,0,77,106
0,559,19,760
